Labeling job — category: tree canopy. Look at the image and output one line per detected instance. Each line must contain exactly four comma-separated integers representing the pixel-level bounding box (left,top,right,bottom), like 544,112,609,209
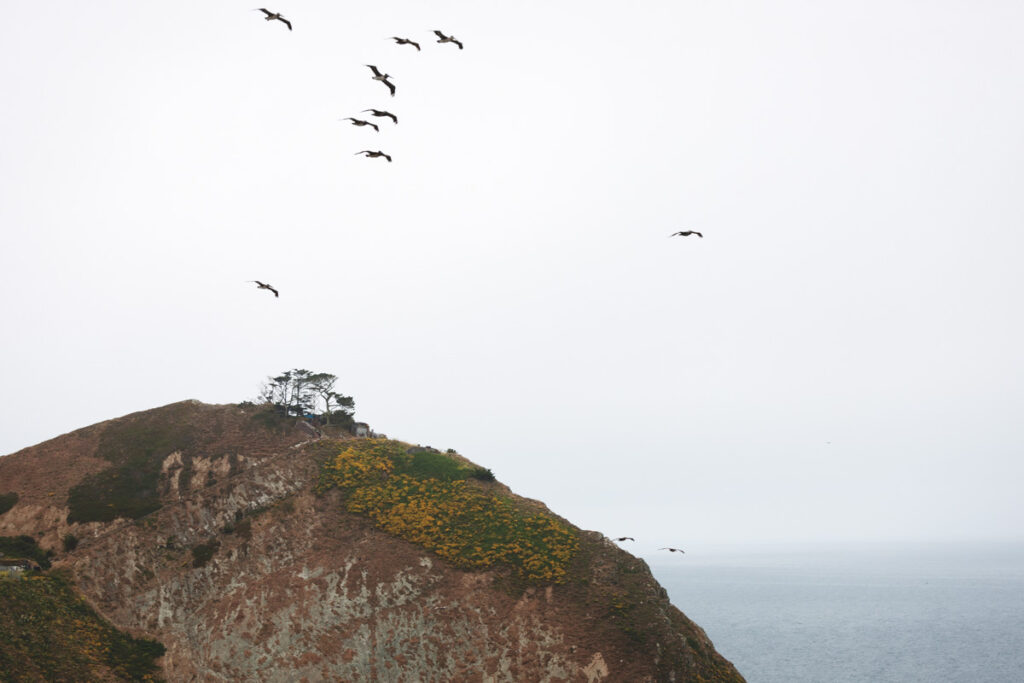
259,369,354,426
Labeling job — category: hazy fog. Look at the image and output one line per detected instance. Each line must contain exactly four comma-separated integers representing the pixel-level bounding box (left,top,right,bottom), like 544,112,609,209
2,1,1023,551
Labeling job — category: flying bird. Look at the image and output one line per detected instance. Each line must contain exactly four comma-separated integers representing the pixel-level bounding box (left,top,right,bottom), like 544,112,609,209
670,230,703,238
390,36,421,51
362,109,398,124
342,117,379,132
366,65,396,96
255,9,291,31
433,30,464,50
356,150,392,162
613,537,635,542
249,280,279,297
660,547,686,554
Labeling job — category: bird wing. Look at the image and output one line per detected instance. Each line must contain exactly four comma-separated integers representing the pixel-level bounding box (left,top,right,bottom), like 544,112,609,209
384,80,396,96
411,41,421,51
280,17,292,30
434,30,447,39
367,64,382,77
384,112,397,123
383,153,392,162
268,286,279,297
453,39,464,49
694,232,703,238
355,151,371,156
258,8,272,17
369,122,379,132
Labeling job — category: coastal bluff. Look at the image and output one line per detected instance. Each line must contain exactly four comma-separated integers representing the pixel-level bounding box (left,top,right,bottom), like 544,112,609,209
0,400,744,682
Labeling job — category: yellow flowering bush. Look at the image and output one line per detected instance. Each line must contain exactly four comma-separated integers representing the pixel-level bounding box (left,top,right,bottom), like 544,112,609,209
317,440,579,583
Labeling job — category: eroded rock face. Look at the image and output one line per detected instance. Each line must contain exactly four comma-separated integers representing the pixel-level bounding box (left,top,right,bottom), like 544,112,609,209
0,401,744,682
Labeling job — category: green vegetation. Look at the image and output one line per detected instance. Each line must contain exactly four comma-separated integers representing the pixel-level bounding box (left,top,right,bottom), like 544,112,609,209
0,571,165,682
190,541,220,568
316,439,578,583
0,536,53,570
61,534,78,552
67,405,200,524
0,492,17,516
0,575,165,678
469,466,496,482
258,369,355,429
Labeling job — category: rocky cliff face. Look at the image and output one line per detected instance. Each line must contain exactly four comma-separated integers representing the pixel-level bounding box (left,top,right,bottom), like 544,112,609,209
0,401,744,682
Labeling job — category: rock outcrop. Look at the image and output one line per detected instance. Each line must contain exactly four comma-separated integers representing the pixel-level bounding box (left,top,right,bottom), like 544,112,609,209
0,401,744,682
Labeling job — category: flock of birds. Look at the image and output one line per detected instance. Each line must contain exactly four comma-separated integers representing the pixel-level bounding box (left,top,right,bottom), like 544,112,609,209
259,7,465,166
247,8,702,300
249,9,697,556
248,9,474,299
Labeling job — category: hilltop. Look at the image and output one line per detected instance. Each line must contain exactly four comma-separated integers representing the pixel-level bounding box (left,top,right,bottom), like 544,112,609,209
0,401,744,682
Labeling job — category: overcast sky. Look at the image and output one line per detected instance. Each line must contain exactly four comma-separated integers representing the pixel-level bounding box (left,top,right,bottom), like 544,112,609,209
2,1,1023,551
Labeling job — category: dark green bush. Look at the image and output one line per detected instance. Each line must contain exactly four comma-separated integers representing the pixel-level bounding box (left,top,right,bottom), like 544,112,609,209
62,534,79,552
0,535,54,569
190,541,220,568
470,467,496,482
0,492,18,516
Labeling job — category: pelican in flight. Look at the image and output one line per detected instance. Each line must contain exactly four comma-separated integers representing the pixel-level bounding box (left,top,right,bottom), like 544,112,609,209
433,30,464,50
342,117,379,132
362,109,398,125
390,36,421,51
660,547,686,554
255,9,291,31
366,65,396,96
613,537,635,542
249,280,279,297
356,150,392,162
670,230,703,238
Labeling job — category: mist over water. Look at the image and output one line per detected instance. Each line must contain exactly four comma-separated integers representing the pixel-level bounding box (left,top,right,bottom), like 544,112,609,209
650,542,1024,683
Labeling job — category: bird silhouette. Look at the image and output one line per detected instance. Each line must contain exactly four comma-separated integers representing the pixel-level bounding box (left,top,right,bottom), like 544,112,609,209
249,280,279,297
362,109,398,125
342,117,379,132
366,65,396,96
659,547,686,554
255,9,291,31
433,30,464,50
613,537,635,542
670,231,703,238
356,150,392,162
390,36,421,51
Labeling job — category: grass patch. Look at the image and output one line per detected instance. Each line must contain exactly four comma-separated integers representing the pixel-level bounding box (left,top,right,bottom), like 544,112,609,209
0,571,165,681
0,492,17,516
316,439,578,583
0,536,54,569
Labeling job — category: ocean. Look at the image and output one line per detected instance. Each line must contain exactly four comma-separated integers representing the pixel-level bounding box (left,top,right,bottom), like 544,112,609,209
649,542,1024,683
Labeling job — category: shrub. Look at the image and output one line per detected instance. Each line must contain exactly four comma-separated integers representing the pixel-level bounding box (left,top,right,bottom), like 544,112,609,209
190,541,220,568
0,535,54,569
469,467,496,482
0,572,165,681
62,534,79,552
317,439,577,583
67,405,200,524
0,492,18,516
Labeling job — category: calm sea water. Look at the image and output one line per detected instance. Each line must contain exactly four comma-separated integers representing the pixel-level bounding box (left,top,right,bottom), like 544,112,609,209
649,542,1024,683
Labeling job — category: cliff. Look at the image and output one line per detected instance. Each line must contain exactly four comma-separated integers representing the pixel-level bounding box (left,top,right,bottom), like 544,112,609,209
0,401,744,682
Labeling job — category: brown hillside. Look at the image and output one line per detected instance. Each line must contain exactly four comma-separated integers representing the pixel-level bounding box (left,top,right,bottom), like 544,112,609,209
0,401,744,682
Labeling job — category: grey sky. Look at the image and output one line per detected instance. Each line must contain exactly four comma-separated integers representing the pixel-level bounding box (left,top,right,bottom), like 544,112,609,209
2,1,1023,550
